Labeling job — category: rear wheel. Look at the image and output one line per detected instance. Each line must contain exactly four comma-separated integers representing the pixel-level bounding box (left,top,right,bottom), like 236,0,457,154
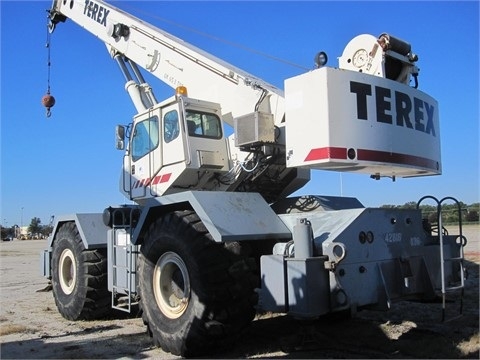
138,210,257,357
51,222,111,320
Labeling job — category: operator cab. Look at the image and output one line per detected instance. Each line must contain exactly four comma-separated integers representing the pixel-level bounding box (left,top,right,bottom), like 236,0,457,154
116,90,230,202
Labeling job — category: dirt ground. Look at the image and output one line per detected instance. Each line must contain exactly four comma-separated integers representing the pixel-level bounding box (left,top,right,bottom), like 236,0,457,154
1,225,478,359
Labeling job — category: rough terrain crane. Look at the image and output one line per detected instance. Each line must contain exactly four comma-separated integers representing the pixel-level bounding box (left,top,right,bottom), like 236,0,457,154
41,0,466,357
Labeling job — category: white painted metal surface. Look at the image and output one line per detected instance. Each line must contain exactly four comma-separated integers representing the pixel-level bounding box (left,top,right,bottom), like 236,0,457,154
284,67,440,178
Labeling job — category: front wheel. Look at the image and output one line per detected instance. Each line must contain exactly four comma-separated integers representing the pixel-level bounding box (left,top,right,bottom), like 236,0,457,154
51,222,111,320
153,251,191,319
138,211,257,357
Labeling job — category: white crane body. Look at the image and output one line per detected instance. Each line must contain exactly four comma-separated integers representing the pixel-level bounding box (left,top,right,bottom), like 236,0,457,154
41,0,465,357
48,0,441,204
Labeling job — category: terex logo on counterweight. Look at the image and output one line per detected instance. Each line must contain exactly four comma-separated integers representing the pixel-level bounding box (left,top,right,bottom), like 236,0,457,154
350,81,436,137
83,0,109,26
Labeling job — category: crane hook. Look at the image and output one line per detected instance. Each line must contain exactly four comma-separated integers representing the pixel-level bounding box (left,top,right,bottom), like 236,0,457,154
42,93,55,118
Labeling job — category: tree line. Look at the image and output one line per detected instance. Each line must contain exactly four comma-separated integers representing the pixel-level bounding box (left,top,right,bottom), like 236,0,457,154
1,217,53,240
380,201,479,224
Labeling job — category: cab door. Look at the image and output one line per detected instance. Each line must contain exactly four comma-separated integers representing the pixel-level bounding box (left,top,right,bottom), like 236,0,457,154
129,108,161,200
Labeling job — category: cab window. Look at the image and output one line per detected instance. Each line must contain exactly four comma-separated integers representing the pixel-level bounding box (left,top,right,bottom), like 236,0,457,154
131,116,159,161
186,110,222,139
163,110,180,143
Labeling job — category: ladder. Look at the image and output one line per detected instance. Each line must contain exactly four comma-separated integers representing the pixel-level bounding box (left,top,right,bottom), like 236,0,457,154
110,211,139,313
417,196,467,321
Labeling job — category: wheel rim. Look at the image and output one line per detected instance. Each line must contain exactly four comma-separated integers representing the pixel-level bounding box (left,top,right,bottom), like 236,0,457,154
59,248,76,295
153,251,190,319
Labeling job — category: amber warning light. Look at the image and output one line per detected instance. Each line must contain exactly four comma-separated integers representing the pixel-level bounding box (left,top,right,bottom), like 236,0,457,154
176,86,188,97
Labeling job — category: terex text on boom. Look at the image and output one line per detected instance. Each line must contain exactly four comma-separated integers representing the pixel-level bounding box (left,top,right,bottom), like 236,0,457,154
83,0,109,26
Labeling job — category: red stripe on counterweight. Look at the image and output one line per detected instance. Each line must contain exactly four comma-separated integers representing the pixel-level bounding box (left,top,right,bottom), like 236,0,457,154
304,147,347,161
357,149,438,170
304,147,438,170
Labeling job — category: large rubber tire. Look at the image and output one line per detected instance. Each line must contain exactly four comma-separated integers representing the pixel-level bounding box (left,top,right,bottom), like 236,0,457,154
138,210,258,357
51,222,111,320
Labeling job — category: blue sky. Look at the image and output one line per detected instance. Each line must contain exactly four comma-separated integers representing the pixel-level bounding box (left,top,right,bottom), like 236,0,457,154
1,0,479,227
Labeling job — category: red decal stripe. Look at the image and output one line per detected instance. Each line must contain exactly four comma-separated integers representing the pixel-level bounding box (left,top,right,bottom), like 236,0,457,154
357,149,439,170
161,173,172,183
304,147,347,161
148,173,173,186
134,173,173,189
152,175,162,185
304,147,438,170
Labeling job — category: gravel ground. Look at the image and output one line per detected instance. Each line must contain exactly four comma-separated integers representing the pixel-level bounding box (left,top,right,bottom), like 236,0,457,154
0,224,478,359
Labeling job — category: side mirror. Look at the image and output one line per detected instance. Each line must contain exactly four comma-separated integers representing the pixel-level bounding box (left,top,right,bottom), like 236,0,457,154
115,125,125,150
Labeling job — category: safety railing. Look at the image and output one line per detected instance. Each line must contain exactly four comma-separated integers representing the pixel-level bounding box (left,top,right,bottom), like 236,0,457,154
417,195,467,321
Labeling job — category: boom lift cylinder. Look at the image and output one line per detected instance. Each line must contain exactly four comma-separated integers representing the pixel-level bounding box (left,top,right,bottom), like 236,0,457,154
114,54,156,111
